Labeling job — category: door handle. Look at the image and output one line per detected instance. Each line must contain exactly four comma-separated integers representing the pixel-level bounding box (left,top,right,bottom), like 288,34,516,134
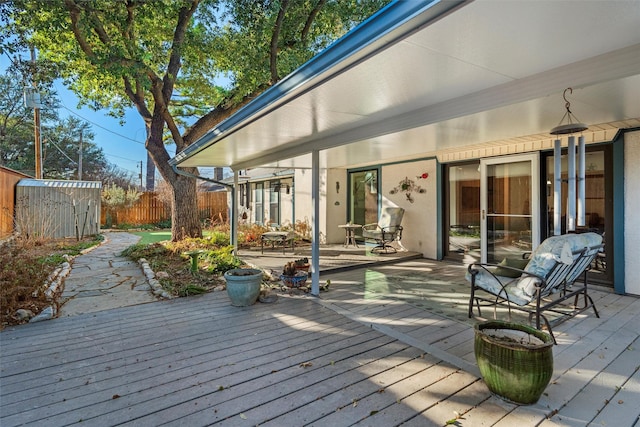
482,209,485,220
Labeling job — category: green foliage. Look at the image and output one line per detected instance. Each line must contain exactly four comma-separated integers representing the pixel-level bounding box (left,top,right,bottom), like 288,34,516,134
204,245,241,274
4,0,389,240
101,184,141,209
178,284,208,297
121,242,169,260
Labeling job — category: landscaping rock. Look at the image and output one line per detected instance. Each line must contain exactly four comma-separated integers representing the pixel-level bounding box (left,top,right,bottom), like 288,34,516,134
30,306,55,323
15,309,35,321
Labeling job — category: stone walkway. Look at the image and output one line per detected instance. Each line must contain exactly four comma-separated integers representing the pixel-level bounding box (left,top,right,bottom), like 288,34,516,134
58,231,158,317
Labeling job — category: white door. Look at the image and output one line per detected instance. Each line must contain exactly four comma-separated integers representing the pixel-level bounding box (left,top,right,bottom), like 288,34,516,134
480,153,540,264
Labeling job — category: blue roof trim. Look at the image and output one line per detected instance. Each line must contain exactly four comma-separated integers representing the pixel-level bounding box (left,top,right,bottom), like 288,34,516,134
171,0,469,167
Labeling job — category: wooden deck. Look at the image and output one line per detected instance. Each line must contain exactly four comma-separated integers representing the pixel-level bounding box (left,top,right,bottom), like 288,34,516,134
2,259,639,426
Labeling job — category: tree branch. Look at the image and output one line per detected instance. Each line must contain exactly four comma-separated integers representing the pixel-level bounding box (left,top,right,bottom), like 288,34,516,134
301,0,326,44
163,0,199,103
270,0,289,83
123,75,152,119
64,0,95,58
183,86,267,146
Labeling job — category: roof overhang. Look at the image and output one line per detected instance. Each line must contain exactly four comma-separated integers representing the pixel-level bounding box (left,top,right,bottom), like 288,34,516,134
172,0,640,171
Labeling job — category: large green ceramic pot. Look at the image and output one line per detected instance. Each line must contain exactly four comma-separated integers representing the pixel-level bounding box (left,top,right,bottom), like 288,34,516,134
223,268,262,307
474,320,554,404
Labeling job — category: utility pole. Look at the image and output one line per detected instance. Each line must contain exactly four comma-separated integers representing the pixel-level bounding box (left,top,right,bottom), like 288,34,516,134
139,161,144,191
78,130,83,180
31,46,43,179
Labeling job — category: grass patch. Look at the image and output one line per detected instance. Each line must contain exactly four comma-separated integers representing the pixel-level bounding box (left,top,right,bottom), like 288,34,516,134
131,230,223,246
131,230,172,245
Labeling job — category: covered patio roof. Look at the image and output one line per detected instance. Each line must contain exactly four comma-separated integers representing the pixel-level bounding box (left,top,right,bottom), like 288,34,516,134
172,0,640,171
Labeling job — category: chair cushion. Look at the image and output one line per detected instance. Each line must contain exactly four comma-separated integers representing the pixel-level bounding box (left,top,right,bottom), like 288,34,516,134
466,269,532,306
524,233,602,274
493,257,529,278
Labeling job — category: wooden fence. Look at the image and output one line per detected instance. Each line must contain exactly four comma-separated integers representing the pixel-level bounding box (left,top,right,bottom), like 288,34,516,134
100,191,228,227
0,167,31,237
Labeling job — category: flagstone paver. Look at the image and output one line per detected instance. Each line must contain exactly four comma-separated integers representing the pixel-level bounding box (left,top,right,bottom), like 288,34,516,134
58,231,158,317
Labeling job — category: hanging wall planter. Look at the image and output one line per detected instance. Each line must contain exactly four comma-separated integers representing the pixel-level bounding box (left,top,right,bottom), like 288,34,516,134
474,320,554,405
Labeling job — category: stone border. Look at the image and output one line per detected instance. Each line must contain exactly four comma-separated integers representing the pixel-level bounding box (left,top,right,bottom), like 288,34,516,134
137,258,173,300
29,234,109,323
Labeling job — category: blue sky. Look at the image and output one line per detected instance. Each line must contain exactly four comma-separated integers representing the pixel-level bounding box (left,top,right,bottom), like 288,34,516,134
2,53,178,179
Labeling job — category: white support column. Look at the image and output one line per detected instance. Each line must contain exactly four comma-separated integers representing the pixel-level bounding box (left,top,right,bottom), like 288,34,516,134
554,139,562,236
232,170,239,253
577,135,586,227
311,149,320,296
567,136,576,231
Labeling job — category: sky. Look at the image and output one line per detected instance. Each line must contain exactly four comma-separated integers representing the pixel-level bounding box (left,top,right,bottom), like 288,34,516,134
2,53,182,182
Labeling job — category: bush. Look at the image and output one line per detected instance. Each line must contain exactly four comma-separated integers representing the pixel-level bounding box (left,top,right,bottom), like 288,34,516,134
204,246,241,274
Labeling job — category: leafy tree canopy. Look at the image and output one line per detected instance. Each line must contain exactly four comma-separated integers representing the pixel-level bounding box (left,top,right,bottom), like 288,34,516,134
2,0,390,240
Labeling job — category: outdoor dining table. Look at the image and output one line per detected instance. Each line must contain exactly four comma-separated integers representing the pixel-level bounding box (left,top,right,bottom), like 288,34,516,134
338,223,361,248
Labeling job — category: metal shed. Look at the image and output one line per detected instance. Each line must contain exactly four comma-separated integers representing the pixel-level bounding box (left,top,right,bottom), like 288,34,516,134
15,179,102,239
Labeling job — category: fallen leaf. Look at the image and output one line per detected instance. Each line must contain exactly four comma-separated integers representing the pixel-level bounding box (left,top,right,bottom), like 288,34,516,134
370,410,378,416
218,386,224,391
352,399,358,407
618,400,624,404
112,394,120,399
240,413,247,419
300,362,313,368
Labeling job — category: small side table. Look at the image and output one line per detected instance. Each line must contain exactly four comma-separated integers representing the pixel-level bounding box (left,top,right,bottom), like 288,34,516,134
338,224,361,248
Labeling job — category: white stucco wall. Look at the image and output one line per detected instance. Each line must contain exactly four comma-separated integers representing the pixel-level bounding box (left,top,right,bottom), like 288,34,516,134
325,168,348,244
624,131,640,295
294,169,329,243
381,159,438,259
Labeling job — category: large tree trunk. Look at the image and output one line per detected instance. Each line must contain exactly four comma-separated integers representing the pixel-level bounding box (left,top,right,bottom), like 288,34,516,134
170,173,201,241
146,115,201,242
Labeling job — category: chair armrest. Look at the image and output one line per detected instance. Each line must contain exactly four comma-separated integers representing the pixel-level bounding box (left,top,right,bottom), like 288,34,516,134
362,223,379,231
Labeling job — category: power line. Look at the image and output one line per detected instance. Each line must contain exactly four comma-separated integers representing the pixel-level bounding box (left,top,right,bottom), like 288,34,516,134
59,103,146,145
103,151,143,163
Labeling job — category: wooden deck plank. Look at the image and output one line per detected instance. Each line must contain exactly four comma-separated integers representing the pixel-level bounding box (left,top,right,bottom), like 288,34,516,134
2,299,384,426
551,335,640,425
2,258,638,427
588,363,640,426
200,348,439,427
353,370,481,426
1,299,349,391
305,361,459,426
100,335,404,427
450,395,517,426
399,379,491,427
538,331,637,420
1,309,359,414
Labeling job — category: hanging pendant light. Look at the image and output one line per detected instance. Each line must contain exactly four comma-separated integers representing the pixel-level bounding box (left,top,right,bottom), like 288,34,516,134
551,88,588,235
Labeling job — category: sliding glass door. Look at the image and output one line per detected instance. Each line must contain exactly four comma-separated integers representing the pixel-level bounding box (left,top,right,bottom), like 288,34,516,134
481,154,540,264
349,169,379,227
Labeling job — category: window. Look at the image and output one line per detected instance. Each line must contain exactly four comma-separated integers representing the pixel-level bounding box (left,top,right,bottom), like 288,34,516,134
269,180,280,225
255,182,263,224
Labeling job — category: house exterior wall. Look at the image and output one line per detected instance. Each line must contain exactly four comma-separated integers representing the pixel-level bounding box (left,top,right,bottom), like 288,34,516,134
294,169,328,243
624,130,640,295
325,168,348,244
381,159,438,259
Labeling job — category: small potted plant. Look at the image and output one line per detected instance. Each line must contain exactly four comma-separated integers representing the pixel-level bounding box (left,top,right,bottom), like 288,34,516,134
223,268,263,306
280,261,308,288
293,257,310,272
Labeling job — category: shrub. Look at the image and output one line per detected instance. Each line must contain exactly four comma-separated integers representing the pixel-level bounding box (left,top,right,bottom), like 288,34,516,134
204,246,241,274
